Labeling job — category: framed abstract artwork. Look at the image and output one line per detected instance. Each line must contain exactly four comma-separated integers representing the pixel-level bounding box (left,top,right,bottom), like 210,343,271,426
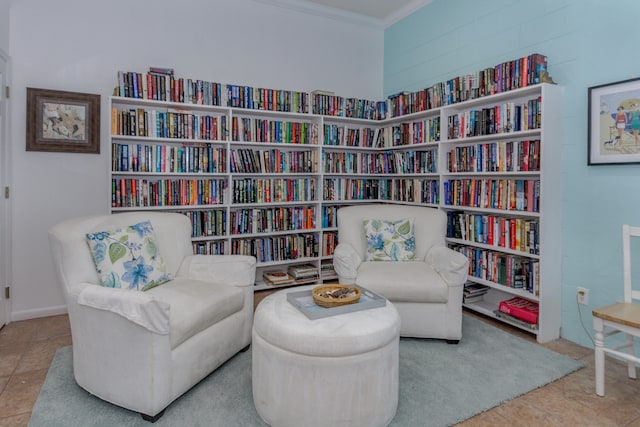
26,88,100,154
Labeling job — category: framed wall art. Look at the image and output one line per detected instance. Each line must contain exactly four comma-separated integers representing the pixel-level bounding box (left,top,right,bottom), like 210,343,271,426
26,88,100,154
588,77,640,165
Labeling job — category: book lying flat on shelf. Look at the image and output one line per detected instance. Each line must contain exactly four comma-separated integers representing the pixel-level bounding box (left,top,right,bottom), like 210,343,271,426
287,285,386,320
493,310,538,331
288,264,319,279
498,296,539,324
463,282,489,304
263,271,294,286
463,294,486,304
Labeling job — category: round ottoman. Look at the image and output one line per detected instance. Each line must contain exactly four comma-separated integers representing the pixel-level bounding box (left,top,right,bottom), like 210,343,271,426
252,285,401,427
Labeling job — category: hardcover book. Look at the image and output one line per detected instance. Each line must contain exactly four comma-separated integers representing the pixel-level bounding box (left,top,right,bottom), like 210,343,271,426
262,271,294,286
498,296,539,324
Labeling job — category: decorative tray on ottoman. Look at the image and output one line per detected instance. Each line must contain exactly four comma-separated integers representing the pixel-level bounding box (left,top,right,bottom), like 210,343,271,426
312,284,361,308
287,285,386,320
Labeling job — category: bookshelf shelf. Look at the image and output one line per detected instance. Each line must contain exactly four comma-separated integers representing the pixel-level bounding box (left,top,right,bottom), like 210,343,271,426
110,64,560,341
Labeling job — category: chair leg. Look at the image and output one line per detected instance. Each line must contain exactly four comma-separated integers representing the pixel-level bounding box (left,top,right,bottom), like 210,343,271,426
593,317,605,396
625,333,637,380
141,409,165,423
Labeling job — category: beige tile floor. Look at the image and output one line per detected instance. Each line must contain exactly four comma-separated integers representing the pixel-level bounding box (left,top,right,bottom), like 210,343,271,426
1,299,639,426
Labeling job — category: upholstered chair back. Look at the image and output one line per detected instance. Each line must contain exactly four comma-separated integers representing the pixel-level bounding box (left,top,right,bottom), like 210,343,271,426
49,212,193,295
337,204,447,262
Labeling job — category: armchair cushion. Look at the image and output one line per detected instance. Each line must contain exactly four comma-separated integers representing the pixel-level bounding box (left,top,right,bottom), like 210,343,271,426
76,283,170,335
85,220,171,291
356,261,449,303
147,277,245,349
364,218,416,261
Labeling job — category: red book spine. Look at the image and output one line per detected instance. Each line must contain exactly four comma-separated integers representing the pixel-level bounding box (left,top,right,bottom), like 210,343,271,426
526,180,535,212
498,297,538,324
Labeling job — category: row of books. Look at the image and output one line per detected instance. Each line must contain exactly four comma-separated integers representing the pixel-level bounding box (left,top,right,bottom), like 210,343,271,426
322,231,338,256
116,68,224,106
112,143,226,174
322,119,440,148
229,206,316,235
446,211,539,255
179,209,227,238
111,107,228,141
446,139,540,173
322,177,438,203
231,117,318,144
231,177,317,204
227,84,309,113
311,91,387,120
443,179,540,212
230,148,317,174
387,118,441,146
387,54,549,117
322,205,340,228
193,240,226,255
446,97,541,140
230,234,319,263
323,149,437,175
116,54,548,121
111,178,226,208
323,125,383,148
452,245,539,295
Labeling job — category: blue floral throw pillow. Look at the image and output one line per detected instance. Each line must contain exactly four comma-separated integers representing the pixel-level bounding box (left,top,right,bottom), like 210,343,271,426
364,218,416,261
86,220,171,291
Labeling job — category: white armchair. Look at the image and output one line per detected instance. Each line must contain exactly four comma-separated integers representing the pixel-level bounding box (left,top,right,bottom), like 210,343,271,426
48,212,256,421
333,204,468,342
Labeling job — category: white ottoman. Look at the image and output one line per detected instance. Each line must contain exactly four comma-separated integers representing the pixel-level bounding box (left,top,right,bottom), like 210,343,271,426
252,285,401,427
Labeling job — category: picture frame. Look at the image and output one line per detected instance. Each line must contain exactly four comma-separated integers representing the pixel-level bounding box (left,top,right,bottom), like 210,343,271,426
588,78,640,165
26,88,100,154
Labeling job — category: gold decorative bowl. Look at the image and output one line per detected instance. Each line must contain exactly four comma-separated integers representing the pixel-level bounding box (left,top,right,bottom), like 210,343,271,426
312,285,361,308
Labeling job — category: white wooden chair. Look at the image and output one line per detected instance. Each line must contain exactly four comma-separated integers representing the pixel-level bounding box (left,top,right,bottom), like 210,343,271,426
592,224,640,396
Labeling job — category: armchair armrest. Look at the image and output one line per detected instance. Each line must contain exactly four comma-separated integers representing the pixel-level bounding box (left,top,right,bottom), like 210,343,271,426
333,243,362,284
425,246,469,287
176,255,257,287
76,283,170,335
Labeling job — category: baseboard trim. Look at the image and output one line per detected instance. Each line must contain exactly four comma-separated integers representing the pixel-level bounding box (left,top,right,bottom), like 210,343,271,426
11,305,67,322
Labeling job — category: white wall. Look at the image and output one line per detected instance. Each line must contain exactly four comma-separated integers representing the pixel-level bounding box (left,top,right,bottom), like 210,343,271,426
0,1,8,53
8,0,383,320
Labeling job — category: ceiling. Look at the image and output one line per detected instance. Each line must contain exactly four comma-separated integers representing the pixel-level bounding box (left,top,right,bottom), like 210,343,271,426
254,0,433,28
305,0,432,21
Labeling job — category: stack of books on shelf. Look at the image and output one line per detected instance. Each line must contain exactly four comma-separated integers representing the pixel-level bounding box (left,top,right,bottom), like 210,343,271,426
320,262,337,279
463,283,490,304
288,264,320,284
494,296,539,331
262,271,295,286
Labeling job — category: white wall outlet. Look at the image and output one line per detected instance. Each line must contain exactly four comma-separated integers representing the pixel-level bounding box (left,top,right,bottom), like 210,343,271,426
577,287,589,305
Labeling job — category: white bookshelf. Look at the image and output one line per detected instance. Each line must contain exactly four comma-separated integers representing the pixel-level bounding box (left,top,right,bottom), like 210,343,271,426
109,82,562,342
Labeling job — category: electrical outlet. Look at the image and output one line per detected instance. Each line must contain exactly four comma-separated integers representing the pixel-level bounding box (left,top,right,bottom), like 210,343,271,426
577,287,589,305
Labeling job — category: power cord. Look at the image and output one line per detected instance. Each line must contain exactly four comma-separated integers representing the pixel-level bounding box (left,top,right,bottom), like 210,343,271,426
576,292,595,346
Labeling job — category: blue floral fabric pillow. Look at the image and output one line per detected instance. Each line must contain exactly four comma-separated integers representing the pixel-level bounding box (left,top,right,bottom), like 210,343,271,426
364,218,416,261
86,220,171,291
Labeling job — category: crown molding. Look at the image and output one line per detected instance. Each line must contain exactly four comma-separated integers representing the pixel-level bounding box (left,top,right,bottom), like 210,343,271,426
383,0,433,28
249,0,385,29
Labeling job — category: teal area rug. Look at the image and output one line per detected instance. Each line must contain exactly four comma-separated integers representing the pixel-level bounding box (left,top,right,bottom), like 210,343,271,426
29,315,583,427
